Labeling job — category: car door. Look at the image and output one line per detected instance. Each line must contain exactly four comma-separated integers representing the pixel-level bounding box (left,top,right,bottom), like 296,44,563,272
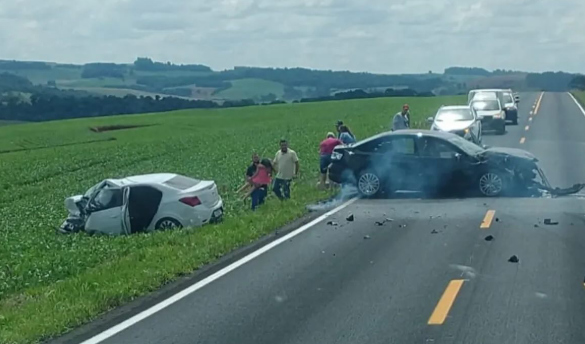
376,135,421,191
84,186,125,235
416,137,466,195
122,186,131,235
470,107,481,141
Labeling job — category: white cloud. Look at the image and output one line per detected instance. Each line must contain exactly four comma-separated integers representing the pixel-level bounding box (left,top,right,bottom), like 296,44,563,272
0,0,583,73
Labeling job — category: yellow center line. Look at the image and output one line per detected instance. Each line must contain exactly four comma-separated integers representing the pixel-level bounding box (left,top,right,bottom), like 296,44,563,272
520,137,526,144
525,125,530,131
428,279,465,325
534,92,544,114
480,210,496,228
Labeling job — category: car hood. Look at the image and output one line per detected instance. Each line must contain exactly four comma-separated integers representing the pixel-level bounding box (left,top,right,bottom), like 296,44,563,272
65,195,85,215
482,147,537,162
476,110,502,117
433,120,474,131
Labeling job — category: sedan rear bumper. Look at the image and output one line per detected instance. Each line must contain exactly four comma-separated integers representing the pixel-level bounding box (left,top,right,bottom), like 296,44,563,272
481,117,505,131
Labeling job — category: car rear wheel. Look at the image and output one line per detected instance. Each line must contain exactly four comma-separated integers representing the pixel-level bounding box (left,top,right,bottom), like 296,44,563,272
357,169,382,198
478,170,506,197
155,217,183,231
496,124,506,135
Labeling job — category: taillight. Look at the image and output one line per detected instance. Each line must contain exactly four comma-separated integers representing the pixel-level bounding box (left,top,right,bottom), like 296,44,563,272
179,196,201,207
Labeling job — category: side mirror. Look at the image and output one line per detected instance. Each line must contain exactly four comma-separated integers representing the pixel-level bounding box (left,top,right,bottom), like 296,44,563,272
427,117,434,124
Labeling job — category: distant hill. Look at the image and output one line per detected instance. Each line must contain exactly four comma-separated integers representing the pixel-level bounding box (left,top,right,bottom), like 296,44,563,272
1,58,583,123
3,58,580,103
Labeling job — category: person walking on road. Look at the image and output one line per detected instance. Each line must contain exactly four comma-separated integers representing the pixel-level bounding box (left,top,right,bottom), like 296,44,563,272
272,139,299,200
318,132,343,189
392,104,411,131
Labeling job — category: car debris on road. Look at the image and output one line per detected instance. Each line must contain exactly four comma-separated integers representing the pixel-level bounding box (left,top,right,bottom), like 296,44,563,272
508,255,520,263
544,218,559,225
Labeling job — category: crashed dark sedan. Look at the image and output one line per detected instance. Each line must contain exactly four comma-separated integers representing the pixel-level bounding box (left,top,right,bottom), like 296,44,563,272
327,129,584,198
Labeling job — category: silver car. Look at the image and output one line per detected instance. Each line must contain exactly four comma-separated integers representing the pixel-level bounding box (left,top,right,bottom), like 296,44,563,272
427,105,482,145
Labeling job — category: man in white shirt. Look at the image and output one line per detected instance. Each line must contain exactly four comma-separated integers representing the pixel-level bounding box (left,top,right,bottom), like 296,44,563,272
272,139,299,200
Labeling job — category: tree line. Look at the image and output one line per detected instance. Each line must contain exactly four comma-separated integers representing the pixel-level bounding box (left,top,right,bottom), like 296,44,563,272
0,73,433,122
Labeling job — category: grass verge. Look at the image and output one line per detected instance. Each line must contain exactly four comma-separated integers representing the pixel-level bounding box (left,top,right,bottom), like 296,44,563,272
0,185,336,344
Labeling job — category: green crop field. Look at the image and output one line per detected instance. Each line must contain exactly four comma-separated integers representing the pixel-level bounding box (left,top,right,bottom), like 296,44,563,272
0,95,465,344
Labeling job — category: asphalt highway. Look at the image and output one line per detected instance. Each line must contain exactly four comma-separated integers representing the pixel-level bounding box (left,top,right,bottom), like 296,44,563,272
62,92,585,344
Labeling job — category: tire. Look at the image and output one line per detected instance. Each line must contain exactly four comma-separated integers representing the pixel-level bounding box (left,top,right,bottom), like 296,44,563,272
155,217,183,231
478,170,507,197
356,169,382,198
497,123,506,135
511,117,518,125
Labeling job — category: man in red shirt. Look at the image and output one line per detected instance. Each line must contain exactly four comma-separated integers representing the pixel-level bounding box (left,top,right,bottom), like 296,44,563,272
318,132,343,189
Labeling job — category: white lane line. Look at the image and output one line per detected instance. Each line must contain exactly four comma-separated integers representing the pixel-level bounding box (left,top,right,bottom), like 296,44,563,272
567,92,585,116
80,197,359,344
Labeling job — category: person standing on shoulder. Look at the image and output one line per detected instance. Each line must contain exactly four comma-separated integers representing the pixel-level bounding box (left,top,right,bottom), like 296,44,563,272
392,104,410,131
336,120,357,141
338,125,356,145
318,132,343,189
272,139,299,200
246,153,260,180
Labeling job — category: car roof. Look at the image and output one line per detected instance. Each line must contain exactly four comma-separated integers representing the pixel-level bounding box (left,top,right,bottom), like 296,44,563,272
108,173,178,186
439,105,470,110
469,88,510,92
356,129,456,145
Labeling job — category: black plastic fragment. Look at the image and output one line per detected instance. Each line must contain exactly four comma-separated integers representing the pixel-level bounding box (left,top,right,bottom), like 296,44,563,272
346,214,354,222
508,255,519,263
485,235,494,241
544,219,558,225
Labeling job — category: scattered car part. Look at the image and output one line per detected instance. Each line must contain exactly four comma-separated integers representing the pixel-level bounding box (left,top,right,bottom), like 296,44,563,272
508,255,520,263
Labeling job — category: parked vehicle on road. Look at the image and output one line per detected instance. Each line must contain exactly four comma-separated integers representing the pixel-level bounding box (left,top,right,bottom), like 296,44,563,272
427,105,482,145
469,89,518,125
58,173,224,235
501,90,519,124
327,130,583,199
470,97,506,135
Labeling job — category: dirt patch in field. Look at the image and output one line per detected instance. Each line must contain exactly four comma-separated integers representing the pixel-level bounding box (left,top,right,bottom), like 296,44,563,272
89,124,155,133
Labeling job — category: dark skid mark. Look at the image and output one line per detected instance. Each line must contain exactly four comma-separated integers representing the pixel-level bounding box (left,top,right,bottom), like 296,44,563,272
89,124,156,133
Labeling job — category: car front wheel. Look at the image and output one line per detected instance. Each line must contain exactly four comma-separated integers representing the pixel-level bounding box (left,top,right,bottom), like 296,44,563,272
357,169,382,198
478,170,506,197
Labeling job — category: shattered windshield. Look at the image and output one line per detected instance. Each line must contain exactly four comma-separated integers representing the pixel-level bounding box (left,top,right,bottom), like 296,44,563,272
436,108,473,121
84,181,104,198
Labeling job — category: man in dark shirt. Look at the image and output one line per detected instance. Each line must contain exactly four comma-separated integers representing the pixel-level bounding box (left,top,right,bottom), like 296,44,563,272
246,153,260,179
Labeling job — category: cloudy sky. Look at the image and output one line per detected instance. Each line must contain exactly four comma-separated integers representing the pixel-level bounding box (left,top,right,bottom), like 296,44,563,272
0,0,583,74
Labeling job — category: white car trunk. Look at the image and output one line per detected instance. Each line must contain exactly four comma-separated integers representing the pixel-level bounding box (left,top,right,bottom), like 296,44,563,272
182,180,221,208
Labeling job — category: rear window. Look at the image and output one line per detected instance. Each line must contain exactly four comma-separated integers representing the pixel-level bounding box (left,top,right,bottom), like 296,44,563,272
163,175,201,190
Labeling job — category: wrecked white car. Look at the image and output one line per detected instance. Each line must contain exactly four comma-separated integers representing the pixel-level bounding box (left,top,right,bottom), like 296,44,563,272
58,173,224,235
